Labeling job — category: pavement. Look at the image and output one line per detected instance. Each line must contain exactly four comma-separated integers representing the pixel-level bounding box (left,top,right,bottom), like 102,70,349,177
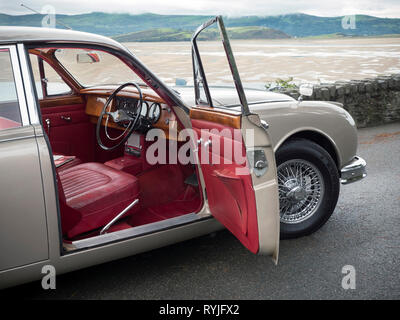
2,122,400,299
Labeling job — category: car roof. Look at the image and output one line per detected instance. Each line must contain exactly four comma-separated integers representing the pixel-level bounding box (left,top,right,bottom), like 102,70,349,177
0,26,127,51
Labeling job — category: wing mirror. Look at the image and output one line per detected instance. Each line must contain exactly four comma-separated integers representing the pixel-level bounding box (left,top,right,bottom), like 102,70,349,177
298,84,313,101
76,52,100,63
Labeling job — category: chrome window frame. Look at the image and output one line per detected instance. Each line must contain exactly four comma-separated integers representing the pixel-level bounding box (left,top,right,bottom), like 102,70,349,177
191,16,251,116
17,43,40,125
0,44,30,126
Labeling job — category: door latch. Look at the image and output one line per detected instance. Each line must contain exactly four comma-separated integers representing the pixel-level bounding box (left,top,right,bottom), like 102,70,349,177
248,149,268,177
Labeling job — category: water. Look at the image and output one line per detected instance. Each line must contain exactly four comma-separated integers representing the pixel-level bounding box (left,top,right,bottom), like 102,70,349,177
124,37,400,88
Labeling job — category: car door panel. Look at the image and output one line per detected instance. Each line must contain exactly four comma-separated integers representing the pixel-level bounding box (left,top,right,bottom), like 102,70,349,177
0,127,50,271
191,16,279,260
41,102,94,162
191,115,260,253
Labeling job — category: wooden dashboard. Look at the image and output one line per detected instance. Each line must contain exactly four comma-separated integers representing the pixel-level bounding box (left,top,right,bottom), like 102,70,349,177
82,86,183,141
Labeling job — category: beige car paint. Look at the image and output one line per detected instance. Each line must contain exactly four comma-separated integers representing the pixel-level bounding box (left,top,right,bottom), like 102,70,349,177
241,115,280,262
0,126,48,271
249,100,358,168
0,27,361,289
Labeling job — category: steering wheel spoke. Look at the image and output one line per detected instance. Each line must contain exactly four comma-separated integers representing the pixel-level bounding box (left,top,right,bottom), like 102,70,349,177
106,110,133,123
96,82,143,151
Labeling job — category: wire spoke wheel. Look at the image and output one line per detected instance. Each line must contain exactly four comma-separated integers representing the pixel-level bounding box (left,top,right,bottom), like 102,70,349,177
278,159,325,224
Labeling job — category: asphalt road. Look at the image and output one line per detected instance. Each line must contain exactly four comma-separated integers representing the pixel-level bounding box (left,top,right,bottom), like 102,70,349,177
2,123,400,300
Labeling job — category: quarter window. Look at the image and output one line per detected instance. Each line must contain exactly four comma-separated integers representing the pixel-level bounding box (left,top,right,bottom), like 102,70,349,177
30,54,72,99
0,48,22,130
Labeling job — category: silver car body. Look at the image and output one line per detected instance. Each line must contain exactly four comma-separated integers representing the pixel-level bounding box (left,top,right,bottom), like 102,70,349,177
0,26,365,289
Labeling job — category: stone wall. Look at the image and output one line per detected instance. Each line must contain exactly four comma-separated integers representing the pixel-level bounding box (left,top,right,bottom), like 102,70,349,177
279,74,400,128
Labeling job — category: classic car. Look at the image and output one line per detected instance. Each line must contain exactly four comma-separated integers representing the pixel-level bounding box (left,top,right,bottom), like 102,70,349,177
0,16,366,289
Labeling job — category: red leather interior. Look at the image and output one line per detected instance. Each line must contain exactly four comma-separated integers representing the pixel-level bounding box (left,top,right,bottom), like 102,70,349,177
129,185,201,226
137,164,186,208
128,164,202,227
94,127,125,163
104,156,143,175
0,116,20,130
54,153,83,171
58,162,140,238
191,119,259,254
55,169,82,235
41,104,95,162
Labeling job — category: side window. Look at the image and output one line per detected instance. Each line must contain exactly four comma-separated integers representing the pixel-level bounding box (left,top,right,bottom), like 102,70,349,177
29,54,71,99
0,48,22,130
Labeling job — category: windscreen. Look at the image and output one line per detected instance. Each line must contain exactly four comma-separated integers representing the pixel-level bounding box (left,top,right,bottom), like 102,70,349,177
54,48,142,87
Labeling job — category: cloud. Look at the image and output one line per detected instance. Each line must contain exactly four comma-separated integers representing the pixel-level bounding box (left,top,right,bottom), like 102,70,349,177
2,0,400,18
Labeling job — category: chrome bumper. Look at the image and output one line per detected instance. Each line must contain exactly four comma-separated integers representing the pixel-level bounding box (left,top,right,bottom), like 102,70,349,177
340,156,367,185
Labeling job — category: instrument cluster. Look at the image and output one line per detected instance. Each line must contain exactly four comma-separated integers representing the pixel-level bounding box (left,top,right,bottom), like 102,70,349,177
115,96,162,131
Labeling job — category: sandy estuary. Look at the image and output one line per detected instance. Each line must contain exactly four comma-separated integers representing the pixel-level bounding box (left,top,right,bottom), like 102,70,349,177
124,37,400,88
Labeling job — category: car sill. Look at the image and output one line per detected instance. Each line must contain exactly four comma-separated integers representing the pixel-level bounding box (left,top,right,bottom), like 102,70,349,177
67,213,210,252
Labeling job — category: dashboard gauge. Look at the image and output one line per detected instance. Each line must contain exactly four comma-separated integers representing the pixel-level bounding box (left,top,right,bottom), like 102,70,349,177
140,101,149,117
149,103,161,123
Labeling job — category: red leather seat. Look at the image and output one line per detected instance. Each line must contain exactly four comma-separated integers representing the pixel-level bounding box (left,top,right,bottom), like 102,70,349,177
58,162,139,238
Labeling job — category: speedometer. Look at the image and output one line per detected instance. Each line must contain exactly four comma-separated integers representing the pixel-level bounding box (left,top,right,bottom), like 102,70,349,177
148,103,161,123
140,101,149,117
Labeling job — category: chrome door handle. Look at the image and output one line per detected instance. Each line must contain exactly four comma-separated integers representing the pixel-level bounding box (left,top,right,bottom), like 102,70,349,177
60,116,71,122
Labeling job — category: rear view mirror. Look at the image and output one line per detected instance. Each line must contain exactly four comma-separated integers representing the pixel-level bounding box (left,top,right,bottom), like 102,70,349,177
76,52,100,63
299,84,313,97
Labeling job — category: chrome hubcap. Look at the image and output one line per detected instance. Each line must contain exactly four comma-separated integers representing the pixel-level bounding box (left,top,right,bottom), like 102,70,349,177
278,159,324,224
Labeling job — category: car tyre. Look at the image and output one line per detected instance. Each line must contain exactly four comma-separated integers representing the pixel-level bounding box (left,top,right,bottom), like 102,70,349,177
276,138,340,239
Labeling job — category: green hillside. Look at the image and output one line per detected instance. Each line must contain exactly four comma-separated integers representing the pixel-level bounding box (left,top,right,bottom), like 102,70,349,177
113,26,291,42
1,12,399,38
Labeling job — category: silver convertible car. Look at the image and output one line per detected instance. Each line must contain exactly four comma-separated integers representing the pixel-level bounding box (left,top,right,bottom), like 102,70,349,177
0,16,366,289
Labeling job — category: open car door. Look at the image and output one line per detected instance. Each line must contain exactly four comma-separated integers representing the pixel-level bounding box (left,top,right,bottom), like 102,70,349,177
190,16,280,262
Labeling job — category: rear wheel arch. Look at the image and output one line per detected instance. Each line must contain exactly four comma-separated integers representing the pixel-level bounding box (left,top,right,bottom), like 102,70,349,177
277,130,340,171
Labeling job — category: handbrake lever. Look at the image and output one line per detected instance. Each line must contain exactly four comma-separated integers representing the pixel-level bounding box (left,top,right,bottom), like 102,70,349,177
100,199,139,235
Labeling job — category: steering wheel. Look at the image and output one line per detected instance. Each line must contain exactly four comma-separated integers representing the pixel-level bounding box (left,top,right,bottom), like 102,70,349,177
96,82,143,151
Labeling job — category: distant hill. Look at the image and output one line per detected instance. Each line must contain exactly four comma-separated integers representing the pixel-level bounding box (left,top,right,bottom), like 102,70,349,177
1,12,399,38
113,26,291,42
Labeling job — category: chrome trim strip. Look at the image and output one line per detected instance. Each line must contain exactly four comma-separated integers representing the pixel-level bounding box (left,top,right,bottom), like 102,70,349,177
224,99,293,108
340,156,367,184
2,45,30,126
71,213,205,250
0,134,36,143
17,43,40,125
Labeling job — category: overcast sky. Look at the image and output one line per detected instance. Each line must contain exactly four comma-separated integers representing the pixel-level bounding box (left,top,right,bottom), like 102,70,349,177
2,0,400,18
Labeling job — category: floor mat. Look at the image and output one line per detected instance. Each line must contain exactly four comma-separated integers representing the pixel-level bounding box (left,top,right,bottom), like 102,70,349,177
138,164,186,208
